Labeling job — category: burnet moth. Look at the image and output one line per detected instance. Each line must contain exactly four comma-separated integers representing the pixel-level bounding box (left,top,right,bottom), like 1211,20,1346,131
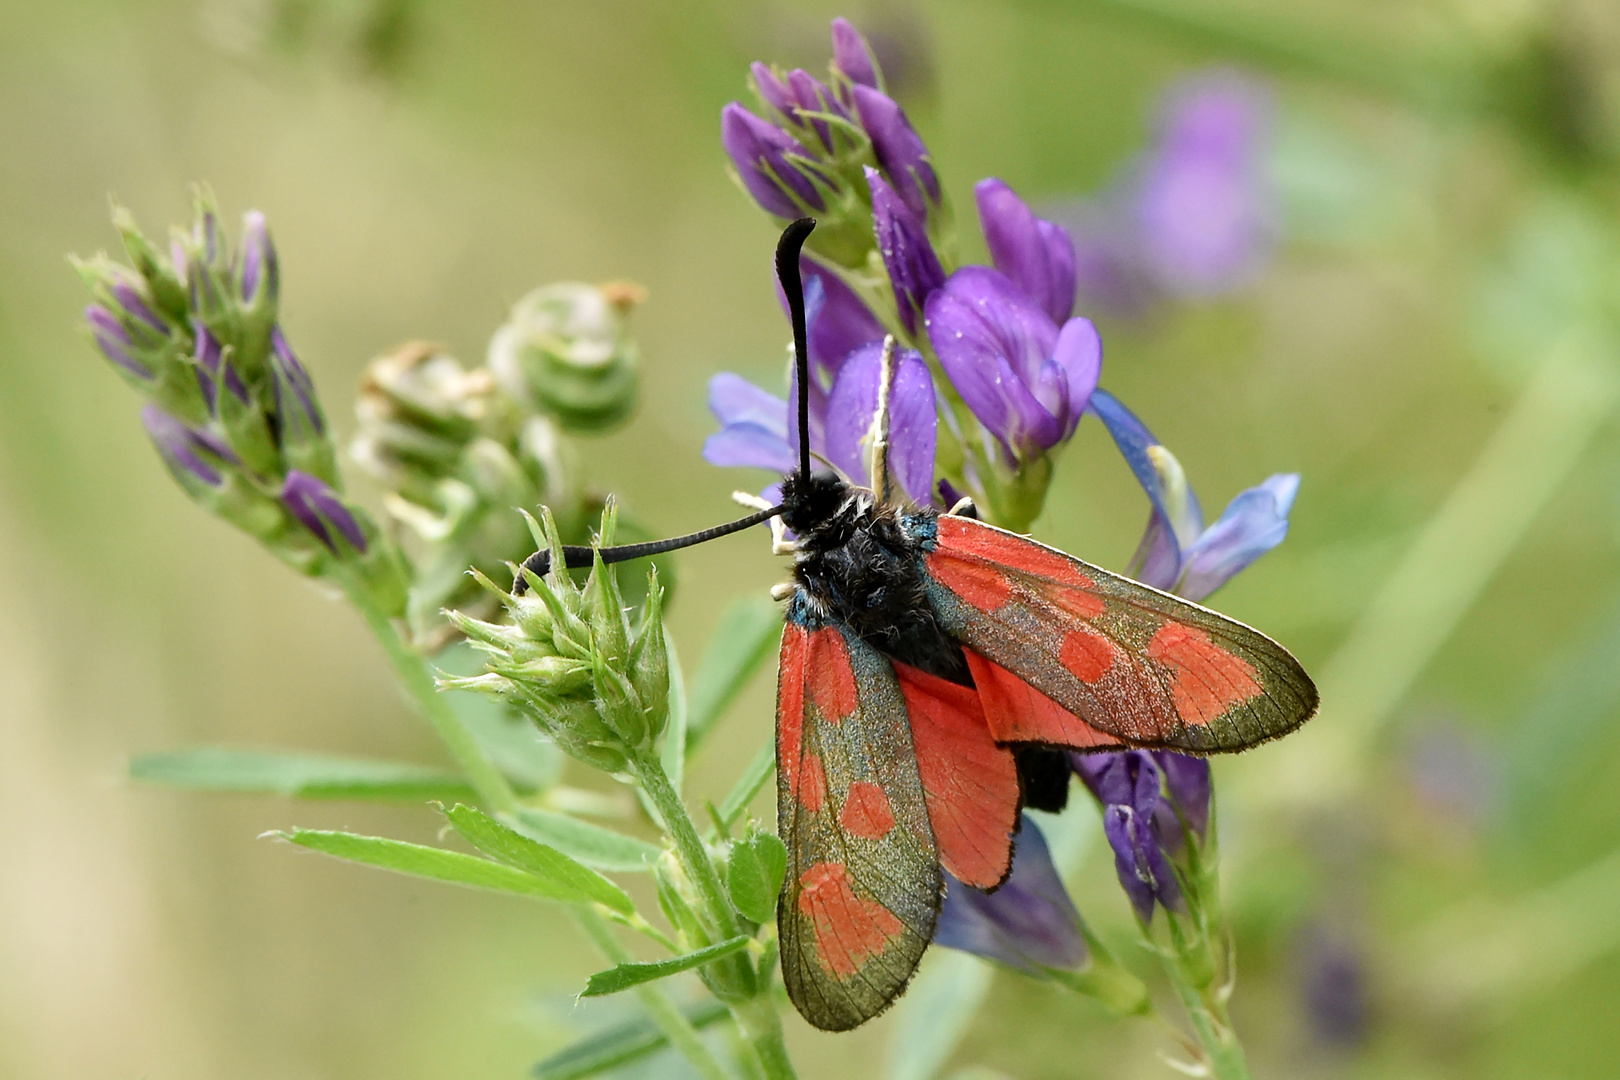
517,218,1319,1032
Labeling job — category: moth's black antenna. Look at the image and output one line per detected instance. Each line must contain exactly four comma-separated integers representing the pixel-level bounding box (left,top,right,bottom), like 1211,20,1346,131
511,218,818,595
775,217,817,481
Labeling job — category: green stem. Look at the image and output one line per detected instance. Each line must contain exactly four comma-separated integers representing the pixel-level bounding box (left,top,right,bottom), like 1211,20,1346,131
576,906,734,1080
630,750,798,1080
1163,960,1250,1080
343,577,520,816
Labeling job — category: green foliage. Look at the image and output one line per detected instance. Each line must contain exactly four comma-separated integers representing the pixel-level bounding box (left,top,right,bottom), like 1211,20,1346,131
578,936,752,998
725,829,787,924
532,998,731,1080
130,748,477,801
441,803,634,915
509,806,662,873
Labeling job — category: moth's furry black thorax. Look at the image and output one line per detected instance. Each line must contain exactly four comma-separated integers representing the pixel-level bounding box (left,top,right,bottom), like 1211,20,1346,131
783,473,970,685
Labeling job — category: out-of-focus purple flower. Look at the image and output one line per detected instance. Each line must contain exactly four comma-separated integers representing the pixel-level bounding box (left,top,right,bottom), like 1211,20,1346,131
721,103,829,217
822,342,937,502
1088,389,1296,601
851,85,939,219
270,327,324,436
282,470,367,554
240,210,279,306
935,815,1088,973
1298,925,1369,1047
750,64,849,153
1052,71,1274,314
924,266,1101,462
141,404,237,487
85,305,154,381
1076,750,1185,921
192,317,248,413
830,17,879,94
975,178,1077,325
869,168,944,335
1155,751,1211,842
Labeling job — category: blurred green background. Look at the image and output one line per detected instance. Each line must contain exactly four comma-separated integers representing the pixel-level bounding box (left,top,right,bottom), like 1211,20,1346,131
6,1,1620,1078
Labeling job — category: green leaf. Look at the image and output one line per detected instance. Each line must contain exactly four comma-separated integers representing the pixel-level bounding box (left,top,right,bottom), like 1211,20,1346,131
726,829,787,924
131,748,476,801
443,804,634,915
509,806,661,873
276,829,600,904
716,742,776,829
684,594,782,750
532,998,729,1080
579,935,752,997
660,633,687,794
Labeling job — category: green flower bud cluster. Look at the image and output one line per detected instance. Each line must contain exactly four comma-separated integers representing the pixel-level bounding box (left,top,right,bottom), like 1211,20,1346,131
487,281,643,435
442,502,670,773
74,191,407,609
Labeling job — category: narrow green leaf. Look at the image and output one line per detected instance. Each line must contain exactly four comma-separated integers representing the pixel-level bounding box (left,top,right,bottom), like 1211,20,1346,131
717,742,776,828
531,998,729,1080
510,807,661,873
444,804,634,915
276,829,594,904
131,747,475,801
684,594,782,750
660,633,687,794
579,935,752,997
726,830,787,924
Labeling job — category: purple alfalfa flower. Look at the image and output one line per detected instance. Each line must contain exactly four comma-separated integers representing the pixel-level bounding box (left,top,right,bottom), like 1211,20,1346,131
829,17,880,95
239,210,279,307
191,317,249,414
269,326,324,437
923,266,1101,463
773,260,886,394
141,404,238,489
1087,388,1296,601
85,305,155,382
750,64,850,154
282,470,368,555
1054,71,1274,315
1074,751,1183,921
851,84,939,221
1153,750,1211,844
868,168,944,336
935,815,1088,973
975,178,1078,325
702,343,937,505
720,103,830,218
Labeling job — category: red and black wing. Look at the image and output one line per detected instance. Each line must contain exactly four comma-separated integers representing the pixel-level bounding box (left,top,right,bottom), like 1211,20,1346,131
776,595,942,1031
917,513,1318,753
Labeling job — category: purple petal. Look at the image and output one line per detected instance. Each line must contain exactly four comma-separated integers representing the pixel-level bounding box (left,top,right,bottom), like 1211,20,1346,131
282,470,367,553
86,304,154,381
702,426,797,473
935,816,1088,972
787,69,844,151
1050,317,1101,441
822,344,937,503
707,372,789,434
1152,751,1211,841
852,85,938,218
703,374,796,473
868,168,944,336
924,267,1065,457
111,278,169,336
240,210,279,305
1102,806,1158,921
1178,473,1298,601
751,62,795,116
778,260,884,382
1086,389,1204,586
141,404,235,486
974,178,1078,324
830,17,879,92
721,103,827,216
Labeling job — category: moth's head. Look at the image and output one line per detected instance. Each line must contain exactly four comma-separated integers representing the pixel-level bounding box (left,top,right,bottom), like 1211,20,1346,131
779,468,849,536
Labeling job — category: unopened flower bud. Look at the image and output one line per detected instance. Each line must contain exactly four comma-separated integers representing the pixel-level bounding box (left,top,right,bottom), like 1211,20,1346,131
488,282,641,435
282,470,369,555
112,204,188,321
270,327,338,484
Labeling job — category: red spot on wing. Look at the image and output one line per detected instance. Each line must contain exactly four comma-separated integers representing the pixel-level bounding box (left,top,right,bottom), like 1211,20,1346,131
936,516,1098,591
838,782,895,839
1044,583,1107,619
1060,626,1116,683
1146,622,1261,725
806,628,858,723
798,752,827,812
777,624,808,801
797,861,906,980
893,662,1019,888
964,649,1127,750
926,551,1012,611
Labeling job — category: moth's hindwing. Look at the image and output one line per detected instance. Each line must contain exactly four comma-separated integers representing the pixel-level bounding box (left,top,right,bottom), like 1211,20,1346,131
915,514,1319,753
775,594,942,1031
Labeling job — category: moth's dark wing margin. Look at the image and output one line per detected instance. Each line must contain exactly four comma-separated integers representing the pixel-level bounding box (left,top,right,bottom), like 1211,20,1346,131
916,514,1318,753
776,596,942,1031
